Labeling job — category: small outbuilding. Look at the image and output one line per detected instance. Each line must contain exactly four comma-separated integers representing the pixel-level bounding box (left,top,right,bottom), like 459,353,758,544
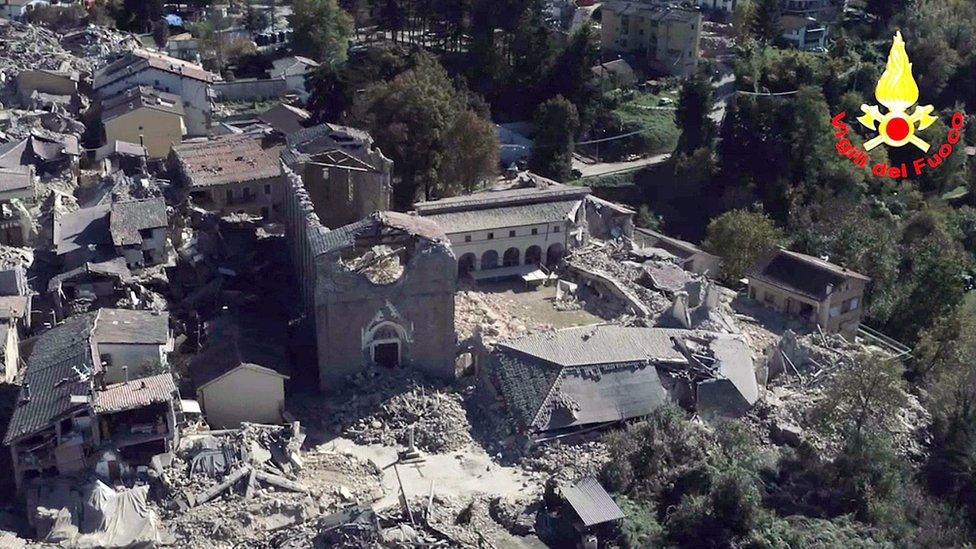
190,315,289,428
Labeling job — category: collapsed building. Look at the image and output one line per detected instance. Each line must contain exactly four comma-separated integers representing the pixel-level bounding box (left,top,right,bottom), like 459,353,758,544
170,133,284,220
489,325,759,442
53,197,169,271
282,166,456,390
4,309,179,491
284,123,393,229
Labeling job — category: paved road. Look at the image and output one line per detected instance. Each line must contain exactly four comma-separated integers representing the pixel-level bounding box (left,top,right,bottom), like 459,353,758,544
572,152,673,178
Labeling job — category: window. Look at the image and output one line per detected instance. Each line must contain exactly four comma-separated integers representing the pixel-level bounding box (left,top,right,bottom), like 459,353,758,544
464,235,471,243
138,228,152,239
509,230,516,238
142,250,153,264
829,306,841,318
243,187,253,201
264,184,272,195
487,232,494,240
531,228,538,235
553,226,560,233
225,189,234,204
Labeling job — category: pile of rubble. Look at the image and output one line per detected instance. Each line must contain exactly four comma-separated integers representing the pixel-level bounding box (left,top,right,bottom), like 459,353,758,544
455,289,547,345
521,440,611,482
565,243,673,319
153,423,384,547
755,331,930,458
322,368,474,453
341,245,405,285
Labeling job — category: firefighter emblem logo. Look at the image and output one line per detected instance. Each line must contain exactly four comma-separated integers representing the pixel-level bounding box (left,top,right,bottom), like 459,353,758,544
858,31,937,152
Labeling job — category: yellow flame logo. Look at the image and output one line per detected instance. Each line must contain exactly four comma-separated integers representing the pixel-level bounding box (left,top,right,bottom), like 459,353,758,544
858,31,937,151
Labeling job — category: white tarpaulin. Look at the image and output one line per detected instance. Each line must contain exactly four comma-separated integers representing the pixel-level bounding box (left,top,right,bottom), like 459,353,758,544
74,481,163,548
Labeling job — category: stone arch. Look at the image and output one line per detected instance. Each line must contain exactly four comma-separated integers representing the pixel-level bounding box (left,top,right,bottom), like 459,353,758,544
365,320,407,368
481,249,499,270
502,247,520,267
457,253,476,278
546,243,564,266
525,245,542,265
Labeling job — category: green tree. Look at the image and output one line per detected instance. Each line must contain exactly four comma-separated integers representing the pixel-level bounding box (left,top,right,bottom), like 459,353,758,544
290,0,353,65
703,209,784,284
732,0,756,44
866,0,912,25
529,96,579,181
751,0,781,42
675,68,715,154
545,23,599,119
812,352,909,436
351,54,498,207
151,18,169,48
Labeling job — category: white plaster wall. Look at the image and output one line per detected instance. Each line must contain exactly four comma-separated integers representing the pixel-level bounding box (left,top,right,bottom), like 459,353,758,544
198,368,285,428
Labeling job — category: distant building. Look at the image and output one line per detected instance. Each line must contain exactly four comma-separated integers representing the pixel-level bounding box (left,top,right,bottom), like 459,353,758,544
0,0,30,19
93,49,218,136
270,55,319,100
54,197,169,271
591,58,638,89
601,1,703,77
109,198,169,268
0,165,36,246
170,133,284,219
282,166,457,391
93,141,148,176
16,69,79,103
414,175,590,280
780,14,827,50
747,248,869,337
101,86,187,159
258,103,311,136
698,0,738,13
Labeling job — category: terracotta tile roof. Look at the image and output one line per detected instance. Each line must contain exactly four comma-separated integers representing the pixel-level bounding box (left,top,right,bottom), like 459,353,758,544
91,372,177,414
172,134,282,188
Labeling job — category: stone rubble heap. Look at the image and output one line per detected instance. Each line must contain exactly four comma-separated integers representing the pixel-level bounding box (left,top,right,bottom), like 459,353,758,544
455,289,552,345
565,243,673,319
153,423,384,547
521,440,611,482
336,371,475,453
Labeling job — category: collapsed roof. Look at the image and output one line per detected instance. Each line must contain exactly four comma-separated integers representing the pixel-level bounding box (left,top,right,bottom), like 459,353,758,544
492,326,759,434
749,248,870,301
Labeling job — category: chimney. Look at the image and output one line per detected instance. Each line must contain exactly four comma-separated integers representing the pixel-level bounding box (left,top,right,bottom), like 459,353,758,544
122,365,129,382
21,383,30,403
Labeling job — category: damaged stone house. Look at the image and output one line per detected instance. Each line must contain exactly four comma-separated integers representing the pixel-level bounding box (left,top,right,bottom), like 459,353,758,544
47,257,133,318
54,197,169,271
633,227,722,276
4,309,179,491
414,175,592,280
0,165,36,246
93,49,218,137
747,248,869,337
489,325,759,442
282,167,457,390
285,123,393,228
0,132,80,178
170,133,283,219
